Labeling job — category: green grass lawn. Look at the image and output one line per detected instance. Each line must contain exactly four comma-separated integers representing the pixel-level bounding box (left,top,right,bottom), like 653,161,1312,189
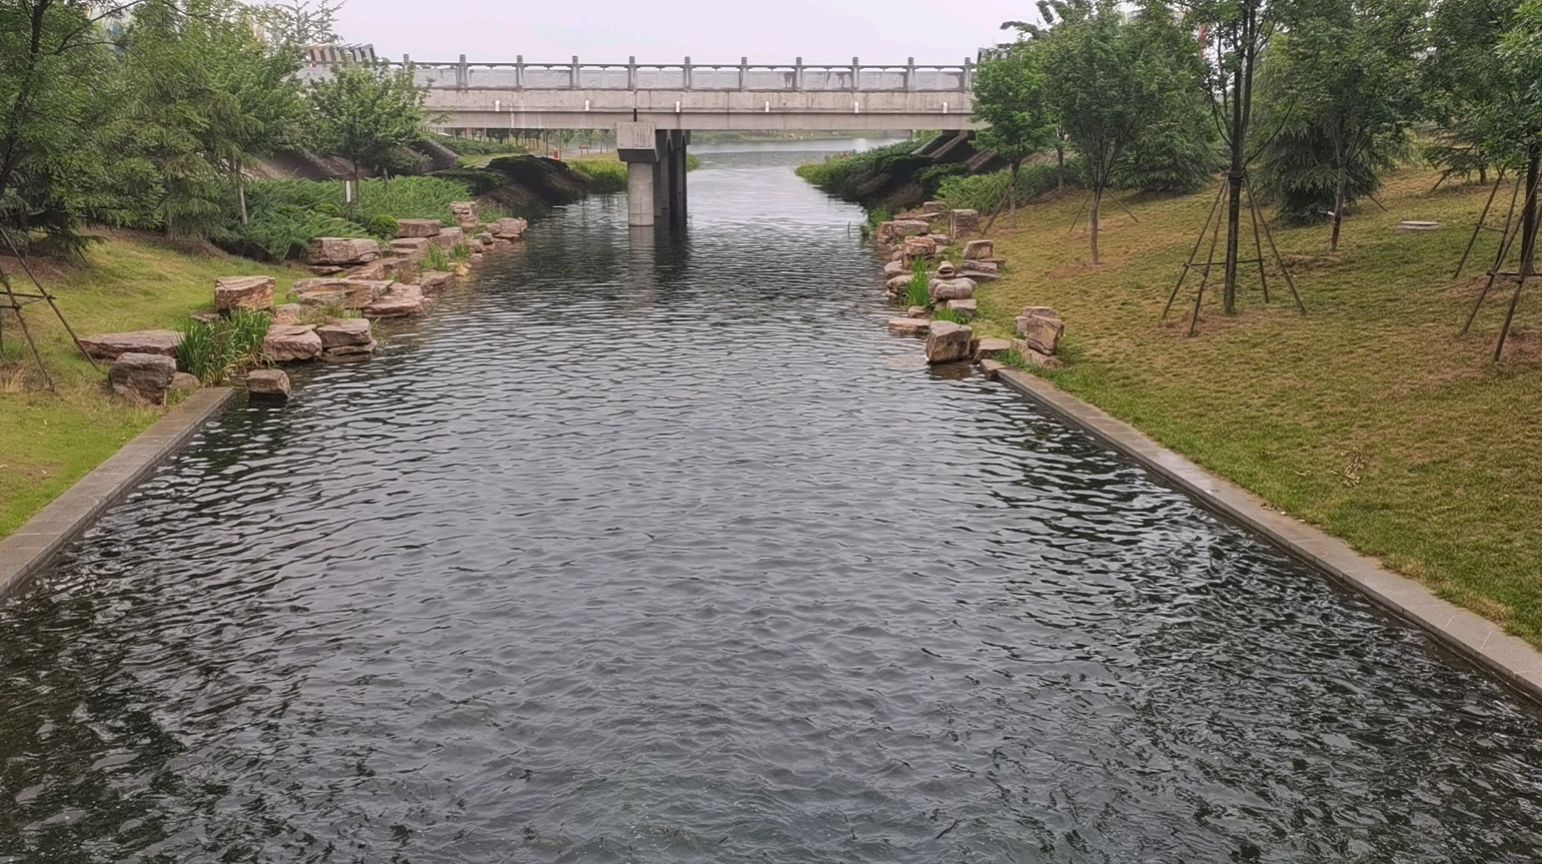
971,166,1542,642
0,231,308,537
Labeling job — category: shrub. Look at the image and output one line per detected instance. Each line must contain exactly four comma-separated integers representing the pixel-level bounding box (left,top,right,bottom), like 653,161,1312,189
936,159,1086,213
366,214,399,240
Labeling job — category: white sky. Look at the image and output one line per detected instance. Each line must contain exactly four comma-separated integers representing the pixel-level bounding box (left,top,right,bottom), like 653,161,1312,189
334,0,1031,64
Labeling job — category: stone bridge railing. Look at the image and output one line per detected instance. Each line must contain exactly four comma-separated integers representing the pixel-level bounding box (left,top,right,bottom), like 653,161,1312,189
301,58,977,93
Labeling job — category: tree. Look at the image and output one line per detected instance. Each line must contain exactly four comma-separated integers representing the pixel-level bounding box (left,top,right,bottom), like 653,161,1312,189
1255,0,1425,249
1040,0,1169,263
0,1,132,249
1427,0,1542,278
1191,0,1298,313
305,62,428,192
1112,0,1222,195
255,0,342,47
972,41,1056,216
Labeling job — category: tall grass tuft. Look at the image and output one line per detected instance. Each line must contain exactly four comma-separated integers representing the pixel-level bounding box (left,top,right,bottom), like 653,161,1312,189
424,244,451,271
178,312,272,385
904,260,932,309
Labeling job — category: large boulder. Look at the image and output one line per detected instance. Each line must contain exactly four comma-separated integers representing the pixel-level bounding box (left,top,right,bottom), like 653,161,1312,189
900,234,931,262
246,368,291,400
883,259,907,278
417,271,457,295
214,275,275,314
109,352,177,406
960,261,1000,282
390,237,432,262
317,318,376,358
363,284,428,318
925,321,974,364
347,256,413,282
490,217,528,240
395,219,442,238
876,219,930,244
949,209,980,239
432,227,466,251
273,303,305,326
1016,308,1065,355
963,239,995,261
929,277,977,302
974,337,1013,361
449,201,480,231
262,324,323,363
885,274,914,296
292,278,391,309
80,330,182,362
308,237,380,266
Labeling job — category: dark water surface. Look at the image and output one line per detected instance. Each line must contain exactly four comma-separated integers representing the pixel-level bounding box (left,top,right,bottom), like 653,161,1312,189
5,143,1542,863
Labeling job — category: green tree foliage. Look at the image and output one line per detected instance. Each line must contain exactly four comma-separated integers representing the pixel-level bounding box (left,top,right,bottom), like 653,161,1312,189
1040,0,1177,263
305,63,429,189
972,42,1056,214
1112,1,1222,195
1423,0,1528,183
0,1,124,251
1254,0,1424,247
111,0,309,237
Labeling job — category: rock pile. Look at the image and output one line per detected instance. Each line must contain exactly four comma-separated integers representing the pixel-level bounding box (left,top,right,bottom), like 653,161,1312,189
90,207,527,407
878,230,1069,379
450,201,481,231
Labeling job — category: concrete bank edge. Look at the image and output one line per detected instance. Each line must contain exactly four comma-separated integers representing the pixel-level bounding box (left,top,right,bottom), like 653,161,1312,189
996,368,1542,705
0,387,236,597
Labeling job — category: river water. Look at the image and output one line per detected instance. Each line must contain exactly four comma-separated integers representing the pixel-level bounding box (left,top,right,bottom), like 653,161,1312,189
4,141,1542,863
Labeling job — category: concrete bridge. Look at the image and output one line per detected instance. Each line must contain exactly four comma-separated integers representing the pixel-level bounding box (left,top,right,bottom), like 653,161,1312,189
303,56,981,226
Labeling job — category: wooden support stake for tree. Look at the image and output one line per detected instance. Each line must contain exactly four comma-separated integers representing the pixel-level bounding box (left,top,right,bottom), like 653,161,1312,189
1247,178,1270,304
1454,172,1514,279
1188,192,1228,337
1245,174,1305,314
1163,181,1227,319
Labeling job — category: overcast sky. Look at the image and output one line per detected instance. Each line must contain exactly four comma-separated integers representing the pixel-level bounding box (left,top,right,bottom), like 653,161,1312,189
334,0,1031,64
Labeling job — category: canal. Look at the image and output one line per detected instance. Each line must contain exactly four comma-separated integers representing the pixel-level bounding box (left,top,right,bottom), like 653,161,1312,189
4,141,1542,863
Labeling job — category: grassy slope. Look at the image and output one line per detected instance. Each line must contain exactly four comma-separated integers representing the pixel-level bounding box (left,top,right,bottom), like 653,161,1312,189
971,167,1542,641
0,231,308,536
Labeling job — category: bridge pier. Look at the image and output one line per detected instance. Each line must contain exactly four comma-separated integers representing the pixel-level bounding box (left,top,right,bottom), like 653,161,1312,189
617,122,689,228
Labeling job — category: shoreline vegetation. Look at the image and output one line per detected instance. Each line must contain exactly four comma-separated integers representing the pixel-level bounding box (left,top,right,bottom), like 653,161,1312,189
0,156,610,540
807,151,1542,647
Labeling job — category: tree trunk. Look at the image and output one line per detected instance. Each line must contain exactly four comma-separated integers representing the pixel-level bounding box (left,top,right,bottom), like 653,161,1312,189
1522,147,1540,279
1091,183,1103,265
1056,142,1065,191
235,164,248,226
1009,159,1021,214
1222,50,1246,315
1330,158,1347,253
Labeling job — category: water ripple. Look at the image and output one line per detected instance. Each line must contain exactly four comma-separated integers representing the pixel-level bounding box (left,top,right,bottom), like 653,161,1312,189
3,144,1542,863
